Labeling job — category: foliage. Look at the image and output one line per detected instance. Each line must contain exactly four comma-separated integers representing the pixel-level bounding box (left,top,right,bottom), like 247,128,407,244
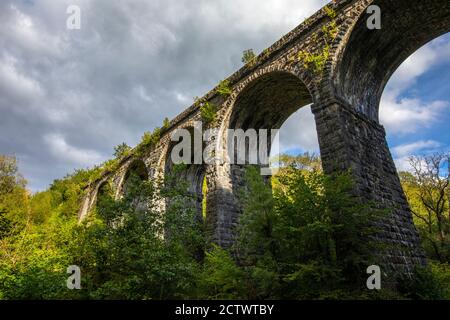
297,45,330,75
84,171,203,299
430,261,450,299
135,127,161,156
397,263,447,300
231,164,387,299
198,155,392,300
0,155,26,194
399,153,450,262
1,152,448,300
216,80,232,97
0,210,14,240
0,155,29,228
0,161,205,300
113,143,132,159
202,176,207,220
242,49,256,66
163,117,171,130
274,152,322,172
0,213,81,299
295,5,337,75
324,5,337,20
198,245,245,299
198,100,217,124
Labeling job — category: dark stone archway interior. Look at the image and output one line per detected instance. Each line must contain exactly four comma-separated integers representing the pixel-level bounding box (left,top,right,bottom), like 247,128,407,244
230,71,313,130
165,127,206,220
122,159,149,196
335,0,450,120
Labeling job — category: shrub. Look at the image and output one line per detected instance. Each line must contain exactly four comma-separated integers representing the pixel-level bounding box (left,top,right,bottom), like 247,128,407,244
216,80,232,96
200,101,217,124
242,49,256,66
398,264,446,300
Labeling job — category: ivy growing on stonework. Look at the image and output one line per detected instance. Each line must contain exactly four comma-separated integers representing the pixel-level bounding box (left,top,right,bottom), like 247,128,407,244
295,5,338,75
200,101,217,124
216,80,232,97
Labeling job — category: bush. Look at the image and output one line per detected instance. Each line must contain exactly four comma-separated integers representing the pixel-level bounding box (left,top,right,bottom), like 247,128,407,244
242,49,256,66
398,263,447,300
200,101,217,124
216,80,232,96
199,164,387,300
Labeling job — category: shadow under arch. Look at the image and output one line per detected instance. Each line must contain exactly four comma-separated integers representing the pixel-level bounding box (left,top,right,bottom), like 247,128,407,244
213,70,316,246
229,71,313,131
164,126,207,221
226,70,315,177
333,0,450,120
95,179,114,211
120,158,149,197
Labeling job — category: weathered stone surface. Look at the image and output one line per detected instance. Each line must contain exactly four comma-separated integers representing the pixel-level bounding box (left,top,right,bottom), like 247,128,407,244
79,0,450,277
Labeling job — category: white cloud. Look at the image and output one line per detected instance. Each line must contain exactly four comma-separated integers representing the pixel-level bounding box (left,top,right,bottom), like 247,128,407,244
0,4,64,58
380,34,450,134
380,95,449,134
174,92,191,104
391,140,442,171
386,46,438,95
392,140,441,158
270,105,319,157
44,133,105,166
134,85,153,103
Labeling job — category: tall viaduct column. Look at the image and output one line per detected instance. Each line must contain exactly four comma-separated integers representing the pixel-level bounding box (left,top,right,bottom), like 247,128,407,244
205,161,242,248
312,99,426,275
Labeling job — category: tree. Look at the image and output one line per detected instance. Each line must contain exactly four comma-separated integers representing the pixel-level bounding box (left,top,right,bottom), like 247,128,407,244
199,154,387,300
242,49,256,65
80,167,204,299
0,209,13,240
400,153,450,262
163,117,170,129
0,155,29,226
113,143,132,159
0,155,26,195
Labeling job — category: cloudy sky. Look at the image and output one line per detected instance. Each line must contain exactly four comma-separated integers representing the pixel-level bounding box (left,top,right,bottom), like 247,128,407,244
1,0,449,191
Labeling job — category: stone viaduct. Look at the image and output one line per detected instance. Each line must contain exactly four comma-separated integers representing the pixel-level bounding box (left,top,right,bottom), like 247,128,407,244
78,0,450,276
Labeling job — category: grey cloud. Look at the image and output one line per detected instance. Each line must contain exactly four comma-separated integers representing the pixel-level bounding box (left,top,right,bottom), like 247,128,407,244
0,0,328,191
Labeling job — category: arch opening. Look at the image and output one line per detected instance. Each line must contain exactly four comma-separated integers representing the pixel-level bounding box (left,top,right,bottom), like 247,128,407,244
378,32,450,262
227,70,318,183
122,159,149,196
334,0,450,120
120,159,150,212
164,127,207,221
95,180,114,217
230,71,313,131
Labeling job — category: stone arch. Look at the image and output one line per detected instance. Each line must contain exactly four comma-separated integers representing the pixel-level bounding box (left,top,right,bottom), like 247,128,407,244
118,158,149,198
230,71,313,130
78,176,111,221
163,125,208,220
332,0,450,120
96,180,113,205
311,0,450,275
218,67,316,163
211,69,316,247
226,70,315,178
116,158,150,212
